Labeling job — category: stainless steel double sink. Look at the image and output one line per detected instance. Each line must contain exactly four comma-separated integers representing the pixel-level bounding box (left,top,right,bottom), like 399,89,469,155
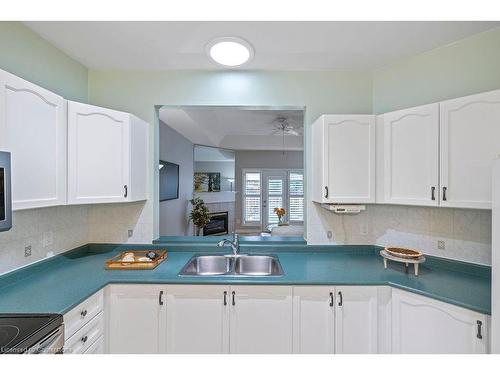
178,254,284,277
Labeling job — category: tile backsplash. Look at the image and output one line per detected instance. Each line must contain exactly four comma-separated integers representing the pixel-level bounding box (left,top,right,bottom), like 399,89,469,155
0,201,152,275
0,205,89,275
0,201,493,275
308,203,492,265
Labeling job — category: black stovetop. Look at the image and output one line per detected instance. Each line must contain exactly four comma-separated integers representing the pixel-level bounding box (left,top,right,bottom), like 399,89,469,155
0,314,62,354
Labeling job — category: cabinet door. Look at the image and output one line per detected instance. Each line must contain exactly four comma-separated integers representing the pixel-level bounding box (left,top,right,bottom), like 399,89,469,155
230,286,293,354
383,104,439,206
392,289,488,354
325,115,375,203
67,101,130,204
165,285,229,353
0,69,67,210
292,286,334,354
106,284,166,354
440,89,500,209
335,286,379,354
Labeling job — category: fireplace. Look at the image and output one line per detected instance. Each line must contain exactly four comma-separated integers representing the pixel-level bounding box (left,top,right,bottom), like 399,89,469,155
203,211,229,236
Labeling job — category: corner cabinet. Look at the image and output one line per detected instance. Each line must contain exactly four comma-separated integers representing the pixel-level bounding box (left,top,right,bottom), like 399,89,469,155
311,114,375,204
392,289,488,354
67,101,148,204
382,103,440,206
105,284,166,354
0,69,67,210
439,89,500,209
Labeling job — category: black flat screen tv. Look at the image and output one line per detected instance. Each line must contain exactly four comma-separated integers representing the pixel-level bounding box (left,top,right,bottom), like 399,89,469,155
159,160,179,201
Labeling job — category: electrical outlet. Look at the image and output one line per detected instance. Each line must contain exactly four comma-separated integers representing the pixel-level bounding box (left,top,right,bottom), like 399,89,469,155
437,240,446,250
24,245,32,257
128,229,134,238
359,223,368,236
327,231,333,239
42,231,54,248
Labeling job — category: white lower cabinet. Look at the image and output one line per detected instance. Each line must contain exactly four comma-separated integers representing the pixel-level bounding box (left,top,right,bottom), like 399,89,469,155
230,285,293,354
392,289,488,354
335,286,391,354
165,285,229,354
292,286,335,354
84,335,104,354
102,284,488,354
106,284,166,354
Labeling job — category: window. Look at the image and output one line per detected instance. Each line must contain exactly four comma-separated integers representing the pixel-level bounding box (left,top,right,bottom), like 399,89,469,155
289,172,304,222
243,172,261,223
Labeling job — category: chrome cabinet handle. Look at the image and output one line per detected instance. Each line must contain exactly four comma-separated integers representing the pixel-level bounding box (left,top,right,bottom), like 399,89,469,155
477,320,483,339
329,292,334,307
324,186,329,199
80,309,87,318
223,291,227,306
431,186,436,201
442,187,447,201
124,185,128,198
337,291,343,307
159,290,164,306
81,335,88,343
232,291,236,306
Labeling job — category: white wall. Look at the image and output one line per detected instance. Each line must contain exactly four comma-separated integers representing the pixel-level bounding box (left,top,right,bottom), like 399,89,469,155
159,120,194,236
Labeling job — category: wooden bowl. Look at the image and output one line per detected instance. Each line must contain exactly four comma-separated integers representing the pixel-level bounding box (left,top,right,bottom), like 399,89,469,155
384,247,423,259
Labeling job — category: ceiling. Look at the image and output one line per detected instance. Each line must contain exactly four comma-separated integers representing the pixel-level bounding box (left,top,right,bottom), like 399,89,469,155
159,107,304,151
24,21,500,71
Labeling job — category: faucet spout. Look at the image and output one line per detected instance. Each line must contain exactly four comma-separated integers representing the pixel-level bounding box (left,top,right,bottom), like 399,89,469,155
216,233,240,256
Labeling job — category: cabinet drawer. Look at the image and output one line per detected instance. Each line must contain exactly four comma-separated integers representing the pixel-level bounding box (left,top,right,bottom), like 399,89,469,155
83,335,104,354
64,312,104,354
64,290,104,340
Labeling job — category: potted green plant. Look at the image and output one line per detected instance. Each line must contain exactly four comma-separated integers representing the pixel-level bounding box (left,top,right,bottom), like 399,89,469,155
189,197,210,236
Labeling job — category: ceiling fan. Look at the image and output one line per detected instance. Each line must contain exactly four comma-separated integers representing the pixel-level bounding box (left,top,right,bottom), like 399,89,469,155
270,117,303,136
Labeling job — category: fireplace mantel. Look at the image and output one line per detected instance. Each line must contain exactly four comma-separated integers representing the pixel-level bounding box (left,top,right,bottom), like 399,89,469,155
193,191,236,204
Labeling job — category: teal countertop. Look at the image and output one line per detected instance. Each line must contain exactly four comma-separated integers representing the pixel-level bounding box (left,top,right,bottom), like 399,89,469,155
153,235,307,245
0,242,491,315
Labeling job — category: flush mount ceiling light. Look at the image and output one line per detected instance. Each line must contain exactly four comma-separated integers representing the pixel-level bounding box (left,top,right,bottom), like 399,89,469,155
207,37,254,67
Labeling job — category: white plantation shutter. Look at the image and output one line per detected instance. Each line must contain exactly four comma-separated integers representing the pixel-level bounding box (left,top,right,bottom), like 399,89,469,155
244,172,261,223
289,172,304,222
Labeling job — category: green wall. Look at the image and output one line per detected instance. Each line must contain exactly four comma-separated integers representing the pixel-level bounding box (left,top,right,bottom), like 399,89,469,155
373,27,500,114
0,22,88,102
88,69,373,237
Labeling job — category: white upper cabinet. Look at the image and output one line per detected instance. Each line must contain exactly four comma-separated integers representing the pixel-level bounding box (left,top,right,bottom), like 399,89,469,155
67,101,148,204
383,103,440,206
292,286,335,354
229,286,293,354
311,115,375,204
0,69,67,210
165,285,229,354
439,89,500,209
392,289,488,354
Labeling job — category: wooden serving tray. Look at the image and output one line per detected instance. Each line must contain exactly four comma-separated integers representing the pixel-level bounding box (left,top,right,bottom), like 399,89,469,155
385,246,423,259
105,250,167,270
